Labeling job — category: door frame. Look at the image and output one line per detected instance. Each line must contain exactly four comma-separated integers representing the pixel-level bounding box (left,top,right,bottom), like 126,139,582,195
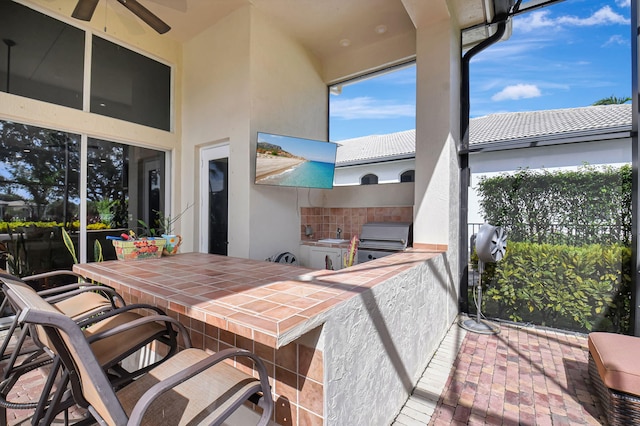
199,143,229,253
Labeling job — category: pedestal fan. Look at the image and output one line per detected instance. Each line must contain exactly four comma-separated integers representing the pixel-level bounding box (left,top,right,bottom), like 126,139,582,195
460,223,507,334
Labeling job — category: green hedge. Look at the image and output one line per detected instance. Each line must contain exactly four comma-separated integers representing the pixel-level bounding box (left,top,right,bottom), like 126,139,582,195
479,241,632,333
0,221,109,231
477,165,631,245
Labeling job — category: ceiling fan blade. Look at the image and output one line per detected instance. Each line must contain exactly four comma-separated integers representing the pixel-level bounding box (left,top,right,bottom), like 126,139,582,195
72,0,100,21
116,0,171,34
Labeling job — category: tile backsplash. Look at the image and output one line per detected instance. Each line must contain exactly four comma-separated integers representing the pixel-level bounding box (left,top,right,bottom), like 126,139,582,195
300,206,413,240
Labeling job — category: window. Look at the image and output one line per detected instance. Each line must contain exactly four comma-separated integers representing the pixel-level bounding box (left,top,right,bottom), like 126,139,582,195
329,63,416,186
0,119,167,274
400,170,415,182
0,2,172,131
360,174,378,185
0,1,84,109
91,36,171,131
0,119,80,275
87,139,166,261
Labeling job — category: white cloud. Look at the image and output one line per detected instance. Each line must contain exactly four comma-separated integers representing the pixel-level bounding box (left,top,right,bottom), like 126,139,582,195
558,6,629,25
330,97,415,120
603,34,628,46
492,84,542,101
517,6,629,32
616,0,630,7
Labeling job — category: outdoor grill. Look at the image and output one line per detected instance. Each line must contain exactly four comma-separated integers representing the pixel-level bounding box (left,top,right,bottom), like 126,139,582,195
357,222,412,263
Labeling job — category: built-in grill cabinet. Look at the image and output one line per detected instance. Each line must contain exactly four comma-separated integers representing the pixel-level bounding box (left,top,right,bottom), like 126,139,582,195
357,222,412,263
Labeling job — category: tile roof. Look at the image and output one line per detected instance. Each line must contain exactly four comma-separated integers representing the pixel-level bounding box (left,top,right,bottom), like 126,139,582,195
335,104,631,164
469,103,631,145
334,129,416,165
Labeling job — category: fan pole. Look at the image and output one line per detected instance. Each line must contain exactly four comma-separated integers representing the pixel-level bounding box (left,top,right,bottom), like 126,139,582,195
460,260,500,334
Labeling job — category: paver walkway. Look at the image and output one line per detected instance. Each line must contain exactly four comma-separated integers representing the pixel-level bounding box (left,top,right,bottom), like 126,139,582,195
395,318,606,426
1,317,608,425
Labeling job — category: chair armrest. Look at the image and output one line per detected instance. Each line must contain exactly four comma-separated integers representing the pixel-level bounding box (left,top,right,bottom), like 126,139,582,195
129,348,272,425
42,285,124,307
23,270,88,284
84,314,191,349
74,303,167,328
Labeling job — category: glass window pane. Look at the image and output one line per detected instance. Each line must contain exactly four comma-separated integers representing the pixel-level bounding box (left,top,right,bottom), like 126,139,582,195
400,170,414,182
91,36,171,131
0,1,84,109
87,138,166,261
360,174,378,185
0,119,80,277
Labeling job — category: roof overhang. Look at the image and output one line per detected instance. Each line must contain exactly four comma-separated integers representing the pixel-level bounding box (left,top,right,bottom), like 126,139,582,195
459,0,566,52
469,127,633,153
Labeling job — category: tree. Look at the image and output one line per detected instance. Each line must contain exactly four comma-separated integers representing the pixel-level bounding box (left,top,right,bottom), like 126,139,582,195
592,95,631,105
0,121,80,222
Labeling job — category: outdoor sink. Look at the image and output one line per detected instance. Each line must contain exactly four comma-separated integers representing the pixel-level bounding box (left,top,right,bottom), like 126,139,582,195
318,238,349,244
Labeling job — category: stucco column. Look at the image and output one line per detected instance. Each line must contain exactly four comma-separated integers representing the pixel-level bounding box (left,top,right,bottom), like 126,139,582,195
413,16,461,248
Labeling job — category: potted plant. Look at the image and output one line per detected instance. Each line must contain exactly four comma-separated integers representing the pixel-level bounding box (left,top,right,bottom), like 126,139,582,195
138,203,192,256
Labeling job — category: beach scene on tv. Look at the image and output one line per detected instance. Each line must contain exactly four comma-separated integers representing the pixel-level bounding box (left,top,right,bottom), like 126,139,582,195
255,132,337,189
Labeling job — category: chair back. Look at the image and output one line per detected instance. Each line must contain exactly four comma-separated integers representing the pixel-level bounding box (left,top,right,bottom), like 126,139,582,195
1,276,128,426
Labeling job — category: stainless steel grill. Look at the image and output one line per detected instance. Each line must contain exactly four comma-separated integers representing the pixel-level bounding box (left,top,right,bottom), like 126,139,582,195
358,222,412,263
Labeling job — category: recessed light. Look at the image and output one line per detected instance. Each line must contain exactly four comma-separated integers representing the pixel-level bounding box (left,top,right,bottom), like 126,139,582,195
375,24,387,34
339,38,351,47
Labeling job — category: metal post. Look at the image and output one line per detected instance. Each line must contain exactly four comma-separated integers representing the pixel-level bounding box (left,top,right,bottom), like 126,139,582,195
631,0,639,336
3,39,15,93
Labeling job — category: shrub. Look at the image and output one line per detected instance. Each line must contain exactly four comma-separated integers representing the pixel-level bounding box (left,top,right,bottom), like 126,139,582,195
479,241,631,333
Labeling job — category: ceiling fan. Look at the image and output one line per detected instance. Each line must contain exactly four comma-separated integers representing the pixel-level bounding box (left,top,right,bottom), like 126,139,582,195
72,0,171,34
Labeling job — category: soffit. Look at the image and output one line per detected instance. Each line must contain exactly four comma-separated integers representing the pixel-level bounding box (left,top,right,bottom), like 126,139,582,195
126,0,494,58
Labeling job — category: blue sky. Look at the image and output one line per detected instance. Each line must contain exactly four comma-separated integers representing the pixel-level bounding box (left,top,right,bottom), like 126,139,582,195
329,0,631,141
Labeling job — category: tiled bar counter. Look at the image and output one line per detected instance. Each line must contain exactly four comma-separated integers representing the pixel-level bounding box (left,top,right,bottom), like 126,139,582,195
74,248,454,425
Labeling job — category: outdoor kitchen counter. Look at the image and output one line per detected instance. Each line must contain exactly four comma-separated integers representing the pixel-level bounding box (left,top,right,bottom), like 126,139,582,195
73,250,442,349
74,248,450,424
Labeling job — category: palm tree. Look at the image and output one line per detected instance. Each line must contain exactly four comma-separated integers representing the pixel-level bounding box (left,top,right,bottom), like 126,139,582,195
592,95,631,105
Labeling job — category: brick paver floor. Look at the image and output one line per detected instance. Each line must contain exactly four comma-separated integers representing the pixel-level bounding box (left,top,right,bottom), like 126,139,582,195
428,322,605,426
0,329,89,426
1,319,609,426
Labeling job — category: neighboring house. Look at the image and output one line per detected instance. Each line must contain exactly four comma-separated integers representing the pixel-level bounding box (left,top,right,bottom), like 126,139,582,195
334,130,416,185
335,104,632,222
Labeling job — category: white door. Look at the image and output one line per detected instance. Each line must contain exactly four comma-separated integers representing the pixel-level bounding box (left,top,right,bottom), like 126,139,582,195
199,144,229,255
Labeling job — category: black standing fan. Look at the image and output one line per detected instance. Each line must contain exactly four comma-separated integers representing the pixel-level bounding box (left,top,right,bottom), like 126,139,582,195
460,223,507,334
72,0,171,34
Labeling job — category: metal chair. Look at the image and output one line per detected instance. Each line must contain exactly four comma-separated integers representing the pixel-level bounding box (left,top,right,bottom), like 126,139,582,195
4,277,274,426
0,273,188,425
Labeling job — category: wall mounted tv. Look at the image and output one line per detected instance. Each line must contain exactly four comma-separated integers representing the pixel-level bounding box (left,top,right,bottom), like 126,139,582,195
254,132,337,189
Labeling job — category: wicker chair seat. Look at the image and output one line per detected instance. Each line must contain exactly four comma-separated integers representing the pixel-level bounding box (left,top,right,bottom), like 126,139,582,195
588,332,640,425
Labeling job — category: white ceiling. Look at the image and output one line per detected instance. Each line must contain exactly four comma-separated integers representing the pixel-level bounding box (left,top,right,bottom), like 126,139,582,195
130,0,495,60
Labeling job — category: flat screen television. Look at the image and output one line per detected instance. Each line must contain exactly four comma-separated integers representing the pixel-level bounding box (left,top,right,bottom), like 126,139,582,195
254,132,337,189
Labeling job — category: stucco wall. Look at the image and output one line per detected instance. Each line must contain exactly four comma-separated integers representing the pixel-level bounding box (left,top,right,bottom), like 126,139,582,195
413,15,461,248
247,10,328,261
333,158,416,186
181,7,252,256
324,253,459,425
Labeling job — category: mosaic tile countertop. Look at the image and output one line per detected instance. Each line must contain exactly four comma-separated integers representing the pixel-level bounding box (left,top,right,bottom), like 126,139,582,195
75,250,441,348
